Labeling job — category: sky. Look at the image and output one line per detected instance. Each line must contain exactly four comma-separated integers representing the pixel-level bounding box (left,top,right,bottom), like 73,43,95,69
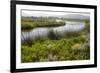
21,10,90,17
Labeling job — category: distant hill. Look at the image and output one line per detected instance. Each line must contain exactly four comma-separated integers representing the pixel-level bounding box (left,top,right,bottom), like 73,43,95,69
22,12,90,20
60,14,90,20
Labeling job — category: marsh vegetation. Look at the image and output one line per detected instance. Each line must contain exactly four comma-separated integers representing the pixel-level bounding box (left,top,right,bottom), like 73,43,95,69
21,16,90,63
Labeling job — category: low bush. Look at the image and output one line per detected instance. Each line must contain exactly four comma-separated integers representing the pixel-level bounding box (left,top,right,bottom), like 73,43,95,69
21,35,90,63
21,17,65,30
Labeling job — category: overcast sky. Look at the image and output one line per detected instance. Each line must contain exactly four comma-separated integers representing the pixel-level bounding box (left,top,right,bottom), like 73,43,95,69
21,10,90,17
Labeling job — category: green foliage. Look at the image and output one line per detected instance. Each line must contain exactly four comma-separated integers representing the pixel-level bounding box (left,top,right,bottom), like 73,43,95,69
82,20,90,34
21,17,90,63
21,35,90,63
21,17,65,30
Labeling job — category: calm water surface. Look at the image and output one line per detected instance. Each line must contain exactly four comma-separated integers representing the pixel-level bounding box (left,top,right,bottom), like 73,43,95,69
21,21,85,43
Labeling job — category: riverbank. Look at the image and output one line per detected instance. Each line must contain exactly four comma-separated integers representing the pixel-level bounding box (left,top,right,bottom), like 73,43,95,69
21,17,90,63
21,17,65,30
21,34,90,63
21,21,85,43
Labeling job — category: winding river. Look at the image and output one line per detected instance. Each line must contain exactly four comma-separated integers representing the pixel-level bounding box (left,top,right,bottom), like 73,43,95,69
21,21,85,43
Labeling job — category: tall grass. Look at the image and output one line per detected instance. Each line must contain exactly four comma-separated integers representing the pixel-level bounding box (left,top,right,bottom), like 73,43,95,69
21,17,65,30
21,17,90,63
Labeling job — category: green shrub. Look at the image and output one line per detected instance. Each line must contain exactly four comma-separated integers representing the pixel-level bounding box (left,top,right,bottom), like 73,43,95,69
21,17,65,30
21,18,90,62
21,35,90,62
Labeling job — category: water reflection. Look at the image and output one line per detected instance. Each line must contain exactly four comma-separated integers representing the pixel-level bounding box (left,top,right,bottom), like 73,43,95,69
21,21,85,43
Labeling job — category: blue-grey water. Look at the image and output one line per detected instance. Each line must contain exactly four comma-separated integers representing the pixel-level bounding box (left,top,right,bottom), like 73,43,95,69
21,21,85,43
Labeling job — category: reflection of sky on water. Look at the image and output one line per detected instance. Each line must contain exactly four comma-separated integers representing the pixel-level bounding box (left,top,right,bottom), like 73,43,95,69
21,21,85,43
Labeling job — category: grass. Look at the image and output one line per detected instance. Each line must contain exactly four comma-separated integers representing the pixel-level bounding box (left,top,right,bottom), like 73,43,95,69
21,17,65,30
21,17,90,63
21,35,90,63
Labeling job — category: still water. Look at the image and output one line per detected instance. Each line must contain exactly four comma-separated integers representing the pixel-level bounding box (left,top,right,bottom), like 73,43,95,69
21,21,85,43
